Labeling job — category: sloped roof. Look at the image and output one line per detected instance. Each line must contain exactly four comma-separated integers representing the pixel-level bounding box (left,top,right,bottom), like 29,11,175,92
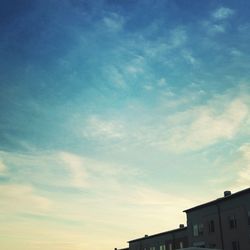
183,187,250,213
128,227,187,243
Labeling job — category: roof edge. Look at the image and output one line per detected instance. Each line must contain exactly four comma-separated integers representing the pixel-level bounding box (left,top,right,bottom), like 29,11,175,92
127,227,187,243
183,187,250,213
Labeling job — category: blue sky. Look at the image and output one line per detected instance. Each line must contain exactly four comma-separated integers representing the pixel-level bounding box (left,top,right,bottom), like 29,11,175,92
0,0,250,249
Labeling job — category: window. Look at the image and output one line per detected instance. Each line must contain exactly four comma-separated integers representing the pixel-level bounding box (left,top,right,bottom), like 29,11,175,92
179,241,183,248
168,243,172,250
229,215,237,229
208,220,215,232
193,223,204,236
198,224,204,235
248,211,250,225
193,241,205,248
160,245,166,250
193,224,198,236
232,240,240,250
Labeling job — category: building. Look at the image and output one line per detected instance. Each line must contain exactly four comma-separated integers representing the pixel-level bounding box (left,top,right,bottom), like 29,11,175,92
128,225,188,250
183,188,250,250
116,187,250,250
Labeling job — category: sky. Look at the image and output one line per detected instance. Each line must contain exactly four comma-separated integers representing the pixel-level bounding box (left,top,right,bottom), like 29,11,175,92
0,0,250,249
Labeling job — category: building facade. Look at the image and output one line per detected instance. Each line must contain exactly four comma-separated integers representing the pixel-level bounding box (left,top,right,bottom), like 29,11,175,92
128,225,188,250
184,188,250,250
116,187,250,250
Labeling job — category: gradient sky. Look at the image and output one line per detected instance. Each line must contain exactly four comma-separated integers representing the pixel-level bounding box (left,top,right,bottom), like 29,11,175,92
1,0,250,249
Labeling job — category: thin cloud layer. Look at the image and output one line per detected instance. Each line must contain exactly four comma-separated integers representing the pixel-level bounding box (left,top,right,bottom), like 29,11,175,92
234,143,250,189
0,184,51,213
0,160,7,175
0,1,250,249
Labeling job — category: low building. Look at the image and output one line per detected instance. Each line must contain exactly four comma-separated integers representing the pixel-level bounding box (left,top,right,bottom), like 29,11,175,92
183,188,250,250
128,225,188,250
116,187,250,250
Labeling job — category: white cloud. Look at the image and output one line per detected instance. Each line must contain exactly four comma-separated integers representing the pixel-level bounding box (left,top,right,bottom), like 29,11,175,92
0,184,51,213
126,65,143,74
164,98,249,152
0,159,7,175
169,27,187,48
230,49,242,57
182,50,198,65
59,152,89,188
106,66,127,88
202,20,226,35
103,13,124,32
126,56,145,75
158,78,167,86
82,116,125,140
212,7,235,20
203,7,234,35
144,84,153,91
233,143,250,190
209,23,226,34
143,41,168,58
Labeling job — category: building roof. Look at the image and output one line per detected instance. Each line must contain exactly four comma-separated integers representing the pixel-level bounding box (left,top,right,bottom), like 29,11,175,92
128,227,187,243
183,187,250,213
180,248,222,250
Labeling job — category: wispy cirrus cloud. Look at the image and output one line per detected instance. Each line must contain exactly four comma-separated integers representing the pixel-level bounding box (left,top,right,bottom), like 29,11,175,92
164,98,249,152
0,149,139,192
0,184,52,213
207,23,226,34
182,49,198,65
82,115,125,140
59,151,89,188
0,159,7,175
102,12,125,32
212,6,235,20
105,65,127,88
70,86,250,155
233,143,250,190
169,27,187,48
203,6,235,35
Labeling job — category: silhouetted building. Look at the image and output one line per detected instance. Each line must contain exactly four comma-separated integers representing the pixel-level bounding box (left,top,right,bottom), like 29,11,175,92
116,187,250,250
128,225,188,250
183,188,250,250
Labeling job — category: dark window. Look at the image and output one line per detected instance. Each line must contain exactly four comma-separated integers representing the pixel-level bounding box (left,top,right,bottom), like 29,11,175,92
248,211,250,225
168,243,172,250
232,240,240,250
179,241,183,249
198,224,204,235
193,224,198,236
229,215,237,229
208,220,215,233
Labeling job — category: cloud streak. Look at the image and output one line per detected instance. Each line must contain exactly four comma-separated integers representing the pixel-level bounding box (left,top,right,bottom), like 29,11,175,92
164,98,249,152
0,184,52,214
0,159,7,175
59,151,89,188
